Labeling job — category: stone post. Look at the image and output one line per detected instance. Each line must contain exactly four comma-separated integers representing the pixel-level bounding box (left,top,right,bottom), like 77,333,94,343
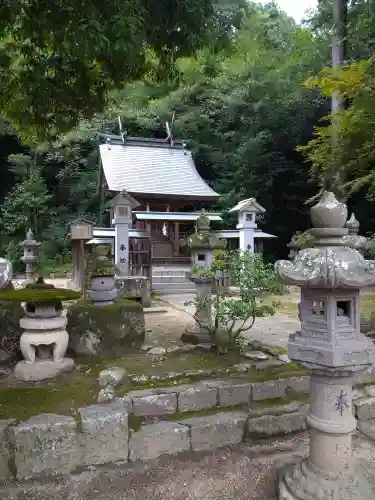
20,229,41,282
109,191,140,276
275,191,375,499
181,212,226,344
229,198,266,253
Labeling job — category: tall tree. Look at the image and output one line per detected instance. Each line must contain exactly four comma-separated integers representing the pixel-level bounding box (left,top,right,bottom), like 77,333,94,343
0,0,215,141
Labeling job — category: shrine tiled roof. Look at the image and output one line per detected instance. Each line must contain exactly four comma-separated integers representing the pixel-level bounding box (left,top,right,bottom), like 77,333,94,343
99,135,219,200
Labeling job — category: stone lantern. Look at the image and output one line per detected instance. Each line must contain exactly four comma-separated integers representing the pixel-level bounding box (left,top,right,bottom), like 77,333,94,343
109,190,140,276
20,229,41,281
229,198,266,253
275,191,375,499
181,211,226,344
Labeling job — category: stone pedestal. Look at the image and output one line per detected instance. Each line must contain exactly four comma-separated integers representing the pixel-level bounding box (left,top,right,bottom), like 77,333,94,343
279,367,374,499
116,275,151,308
15,303,75,381
182,276,215,344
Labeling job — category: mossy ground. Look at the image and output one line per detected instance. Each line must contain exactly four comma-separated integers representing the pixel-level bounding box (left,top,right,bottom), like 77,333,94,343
0,351,306,421
1,287,374,422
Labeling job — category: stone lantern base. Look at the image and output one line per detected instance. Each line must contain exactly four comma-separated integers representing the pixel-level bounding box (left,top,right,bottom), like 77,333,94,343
278,458,374,499
278,366,375,499
14,358,75,382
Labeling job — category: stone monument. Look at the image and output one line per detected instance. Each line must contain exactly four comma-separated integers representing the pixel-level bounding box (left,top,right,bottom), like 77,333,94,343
20,229,41,281
275,191,375,499
181,211,226,344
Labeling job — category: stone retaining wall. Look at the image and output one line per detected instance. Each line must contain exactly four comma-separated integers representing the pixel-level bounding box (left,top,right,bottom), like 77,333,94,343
1,372,375,482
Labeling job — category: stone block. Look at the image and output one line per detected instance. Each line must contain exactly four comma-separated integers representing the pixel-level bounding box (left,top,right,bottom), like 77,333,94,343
0,419,16,481
67,299,145,357
98,367,127,388
178,386,217,412
251,380,286,401
8,414,78,480
248,403,306,419
129,421,189,461
133,393,177,416
286,376,310,394
79,404,129,466
180,412,247,451
354,398,375,421
247,411,307,437
217,383,252,406
116,276,151,307
357,420,375,441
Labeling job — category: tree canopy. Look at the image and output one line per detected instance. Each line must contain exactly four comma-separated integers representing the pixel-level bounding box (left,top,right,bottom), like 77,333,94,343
0,0,215,141
2,0,375,270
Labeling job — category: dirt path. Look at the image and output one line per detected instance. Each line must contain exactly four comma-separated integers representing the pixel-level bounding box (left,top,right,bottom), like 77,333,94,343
2,433,375,500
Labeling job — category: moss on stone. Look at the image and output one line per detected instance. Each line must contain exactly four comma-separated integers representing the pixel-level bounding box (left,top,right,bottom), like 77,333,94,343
163,404,247,422
0,288,81,302
67,299,145,357
73,298,142,312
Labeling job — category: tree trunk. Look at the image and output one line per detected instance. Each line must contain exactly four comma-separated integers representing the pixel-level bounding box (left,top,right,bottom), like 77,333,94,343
330,0,347,201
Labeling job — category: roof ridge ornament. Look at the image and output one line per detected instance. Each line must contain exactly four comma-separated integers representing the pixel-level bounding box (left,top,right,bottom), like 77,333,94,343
165,111,175,147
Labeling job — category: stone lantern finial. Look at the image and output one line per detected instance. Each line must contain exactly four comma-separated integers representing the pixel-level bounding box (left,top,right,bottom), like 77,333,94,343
346,212,360,234
275,191,375,500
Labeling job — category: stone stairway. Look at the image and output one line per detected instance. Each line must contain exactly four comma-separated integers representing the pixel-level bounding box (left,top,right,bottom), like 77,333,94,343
152,264,195,294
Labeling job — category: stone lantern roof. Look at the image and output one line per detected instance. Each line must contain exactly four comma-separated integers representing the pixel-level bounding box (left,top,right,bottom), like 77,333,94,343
275,192,375,289
182,211,227,251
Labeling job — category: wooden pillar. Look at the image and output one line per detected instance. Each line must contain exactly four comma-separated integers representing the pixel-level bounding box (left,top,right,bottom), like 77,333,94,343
174,222,179,255
257,239,264,254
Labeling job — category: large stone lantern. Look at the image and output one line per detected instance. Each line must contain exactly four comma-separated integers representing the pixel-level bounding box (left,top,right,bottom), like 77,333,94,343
181,211,226,344
275,191,375,499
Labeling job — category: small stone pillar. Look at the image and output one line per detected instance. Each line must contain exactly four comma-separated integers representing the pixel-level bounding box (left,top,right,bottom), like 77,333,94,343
229,198,265,253
20,229,41,281
275,191,375,499
109,191,140,276
181,212,226,344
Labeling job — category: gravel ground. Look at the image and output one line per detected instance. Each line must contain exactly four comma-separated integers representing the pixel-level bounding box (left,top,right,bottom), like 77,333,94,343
2,432,375,500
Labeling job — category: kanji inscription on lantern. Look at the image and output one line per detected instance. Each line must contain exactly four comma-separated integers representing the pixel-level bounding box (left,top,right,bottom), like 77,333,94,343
120,258,126,264
120,244,126,252
334,390,349,416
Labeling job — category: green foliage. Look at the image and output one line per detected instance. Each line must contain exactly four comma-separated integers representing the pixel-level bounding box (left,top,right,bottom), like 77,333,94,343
366,234,375,260
299,56,375,201
0,0,216,141
190,264,216,278
291,230,314,249
186,251,281,351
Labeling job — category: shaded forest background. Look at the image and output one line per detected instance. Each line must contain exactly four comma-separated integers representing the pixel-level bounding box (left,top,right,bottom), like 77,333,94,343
1,0,375,272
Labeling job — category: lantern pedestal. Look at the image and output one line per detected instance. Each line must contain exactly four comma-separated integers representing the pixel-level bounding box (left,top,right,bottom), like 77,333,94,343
279,366,374,499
